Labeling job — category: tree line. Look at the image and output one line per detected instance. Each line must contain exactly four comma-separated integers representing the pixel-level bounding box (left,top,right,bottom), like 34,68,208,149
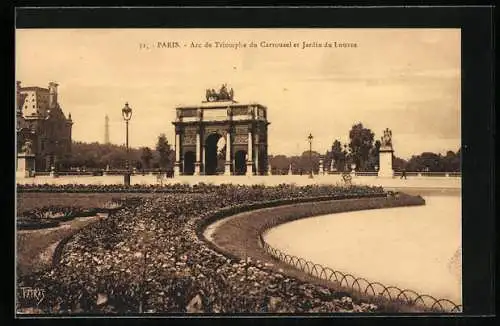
59,123,460,173
58,134,174,171
269,123,461,173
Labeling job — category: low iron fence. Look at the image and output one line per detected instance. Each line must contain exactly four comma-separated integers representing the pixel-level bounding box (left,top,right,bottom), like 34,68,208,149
259,234,462,313
29,170,461,178
394,171,461,178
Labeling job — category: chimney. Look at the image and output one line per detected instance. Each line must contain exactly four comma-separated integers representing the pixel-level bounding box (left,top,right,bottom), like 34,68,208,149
48,82,59,108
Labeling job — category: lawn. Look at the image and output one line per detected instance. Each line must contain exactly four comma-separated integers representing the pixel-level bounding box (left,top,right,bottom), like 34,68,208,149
17,216,101,277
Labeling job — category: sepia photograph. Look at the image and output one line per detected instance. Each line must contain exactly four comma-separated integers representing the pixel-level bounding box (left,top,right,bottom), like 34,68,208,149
15,27,464,315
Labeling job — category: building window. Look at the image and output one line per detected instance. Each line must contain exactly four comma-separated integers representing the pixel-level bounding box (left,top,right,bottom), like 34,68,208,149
32,105,35,108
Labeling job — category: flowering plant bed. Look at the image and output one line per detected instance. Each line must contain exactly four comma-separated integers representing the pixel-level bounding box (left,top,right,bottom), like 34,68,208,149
17,200,125,230
17,183,218,193
17,184,395,314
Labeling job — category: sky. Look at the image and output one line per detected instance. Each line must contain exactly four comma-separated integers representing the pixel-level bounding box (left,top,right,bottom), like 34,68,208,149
15,29,461,159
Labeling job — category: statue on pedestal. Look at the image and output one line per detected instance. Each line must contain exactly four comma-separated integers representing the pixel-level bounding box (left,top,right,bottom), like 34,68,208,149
330,159,336,172
381,128,393,148
22,140,33,155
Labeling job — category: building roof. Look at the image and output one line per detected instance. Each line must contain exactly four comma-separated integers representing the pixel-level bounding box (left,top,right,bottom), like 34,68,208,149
19,86,49,92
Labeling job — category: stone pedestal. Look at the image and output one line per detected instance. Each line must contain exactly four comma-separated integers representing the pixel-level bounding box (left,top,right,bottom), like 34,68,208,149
17,153,35,178
267,164,272,176
174,162,181,176
319,159,324,175
50,166,58,178
224,162,231,176
378,148,394,178
194,162,201,175
246,161,253,176
124,174,131,186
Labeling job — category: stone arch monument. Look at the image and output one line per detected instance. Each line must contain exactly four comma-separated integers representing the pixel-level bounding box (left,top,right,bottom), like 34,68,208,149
172,85,270,176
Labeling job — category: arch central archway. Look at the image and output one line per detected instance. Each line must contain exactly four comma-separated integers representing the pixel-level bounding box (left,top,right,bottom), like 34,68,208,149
204,133,225,175
234,150,247,175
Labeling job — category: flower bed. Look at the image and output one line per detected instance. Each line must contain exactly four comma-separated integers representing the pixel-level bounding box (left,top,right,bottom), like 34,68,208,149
18,184,390,314
17,200,126,230
17,183,221,193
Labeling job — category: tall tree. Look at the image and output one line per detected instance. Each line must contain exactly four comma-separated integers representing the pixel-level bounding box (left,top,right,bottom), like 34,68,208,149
348,123,375,171
342,143,350,171
156,134,171,170
140,147,153,170
326,139,345,171
366,140,381,171
443,150,461,172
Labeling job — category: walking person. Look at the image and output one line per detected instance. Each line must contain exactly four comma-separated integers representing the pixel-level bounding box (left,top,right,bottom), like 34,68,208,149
400,167,407,180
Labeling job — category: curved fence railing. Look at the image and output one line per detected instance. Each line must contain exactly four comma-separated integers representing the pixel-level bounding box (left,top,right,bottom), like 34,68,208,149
259,234,462,313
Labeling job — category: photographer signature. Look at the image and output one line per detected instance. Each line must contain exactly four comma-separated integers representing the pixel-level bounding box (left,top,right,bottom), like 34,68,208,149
19,286,45,306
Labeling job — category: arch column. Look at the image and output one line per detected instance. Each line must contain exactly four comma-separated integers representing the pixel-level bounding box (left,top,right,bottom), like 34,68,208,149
224,129,232,176
201,143,206,175
254,134,260,175
194,130,201,175
246,126,253,176
174,127,182,176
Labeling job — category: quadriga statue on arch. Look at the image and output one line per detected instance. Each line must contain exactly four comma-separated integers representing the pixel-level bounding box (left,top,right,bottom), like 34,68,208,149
205,84,235,102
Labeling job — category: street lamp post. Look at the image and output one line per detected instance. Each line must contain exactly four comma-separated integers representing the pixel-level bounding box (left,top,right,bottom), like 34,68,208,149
308,133,314,179
122,102,133,186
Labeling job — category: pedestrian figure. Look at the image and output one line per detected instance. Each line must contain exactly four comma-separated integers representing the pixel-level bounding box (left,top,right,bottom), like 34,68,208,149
400,168,407,179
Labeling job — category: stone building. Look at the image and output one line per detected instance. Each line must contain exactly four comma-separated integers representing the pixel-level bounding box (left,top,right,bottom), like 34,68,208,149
16,81,73,171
